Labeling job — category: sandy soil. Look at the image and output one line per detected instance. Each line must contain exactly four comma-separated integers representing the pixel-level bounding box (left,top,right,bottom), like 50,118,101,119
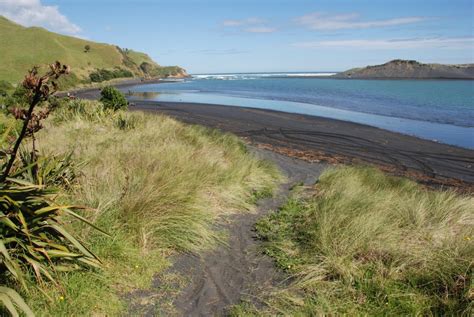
171,149,326,316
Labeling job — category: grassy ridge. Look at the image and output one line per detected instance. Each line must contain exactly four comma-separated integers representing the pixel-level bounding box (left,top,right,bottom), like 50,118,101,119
0,16,125,83
251,167,473,315
21,100,279,314
0,16,186,86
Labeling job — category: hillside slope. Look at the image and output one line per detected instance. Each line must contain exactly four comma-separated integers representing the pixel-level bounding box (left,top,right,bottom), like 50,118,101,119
333,59,474,79
0,16,187,86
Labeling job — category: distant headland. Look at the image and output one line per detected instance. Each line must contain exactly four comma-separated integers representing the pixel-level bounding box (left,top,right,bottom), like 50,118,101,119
333,59,474,79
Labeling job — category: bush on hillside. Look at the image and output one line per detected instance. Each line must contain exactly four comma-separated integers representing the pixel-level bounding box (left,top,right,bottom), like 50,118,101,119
100,86,128,111
89,68,133,83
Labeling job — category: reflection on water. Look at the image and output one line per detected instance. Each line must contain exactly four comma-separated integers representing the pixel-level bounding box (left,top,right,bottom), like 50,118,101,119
127,91,163,99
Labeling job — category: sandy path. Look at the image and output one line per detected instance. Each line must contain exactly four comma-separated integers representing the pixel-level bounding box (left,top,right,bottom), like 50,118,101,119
170,149,325,316
125,149,326,316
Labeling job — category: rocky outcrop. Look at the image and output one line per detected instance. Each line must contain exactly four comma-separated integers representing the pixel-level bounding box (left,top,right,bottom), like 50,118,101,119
333,60,474,79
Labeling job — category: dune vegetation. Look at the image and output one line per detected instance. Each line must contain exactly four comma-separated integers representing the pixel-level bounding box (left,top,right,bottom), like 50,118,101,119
1,63,472,316
0,73,280,315
30,102,279,315
244,167,473,316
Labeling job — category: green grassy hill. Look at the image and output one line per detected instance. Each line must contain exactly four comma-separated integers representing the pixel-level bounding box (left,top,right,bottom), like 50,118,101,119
0,16,187,87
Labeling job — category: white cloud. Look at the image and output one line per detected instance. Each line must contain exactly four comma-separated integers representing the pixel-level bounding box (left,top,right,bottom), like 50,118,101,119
222,17,276,33
295,12,426,30
292,37,474,49
0,0,81,34
244,26,276,33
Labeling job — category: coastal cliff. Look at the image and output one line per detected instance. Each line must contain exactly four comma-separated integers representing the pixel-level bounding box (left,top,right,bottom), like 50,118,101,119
333,59,474,79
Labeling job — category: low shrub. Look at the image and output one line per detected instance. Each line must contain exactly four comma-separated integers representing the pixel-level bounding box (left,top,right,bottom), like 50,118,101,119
100,86,128,111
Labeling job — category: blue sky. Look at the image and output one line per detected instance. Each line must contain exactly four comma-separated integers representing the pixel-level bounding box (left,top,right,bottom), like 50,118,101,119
1,0,473,73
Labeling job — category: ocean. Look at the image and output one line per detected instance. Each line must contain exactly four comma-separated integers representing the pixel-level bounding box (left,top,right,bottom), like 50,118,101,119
128,73,474,149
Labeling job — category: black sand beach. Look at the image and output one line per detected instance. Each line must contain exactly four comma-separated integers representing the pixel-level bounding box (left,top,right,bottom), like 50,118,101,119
132,101,474,188
74,88,474,190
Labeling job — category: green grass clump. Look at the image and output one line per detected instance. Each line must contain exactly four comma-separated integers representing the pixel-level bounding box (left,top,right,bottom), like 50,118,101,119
255,167,473,316
23,100,280,314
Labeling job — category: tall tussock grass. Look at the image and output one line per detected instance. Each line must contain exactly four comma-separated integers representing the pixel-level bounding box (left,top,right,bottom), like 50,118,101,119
256,167,473,315
28,100,279,314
